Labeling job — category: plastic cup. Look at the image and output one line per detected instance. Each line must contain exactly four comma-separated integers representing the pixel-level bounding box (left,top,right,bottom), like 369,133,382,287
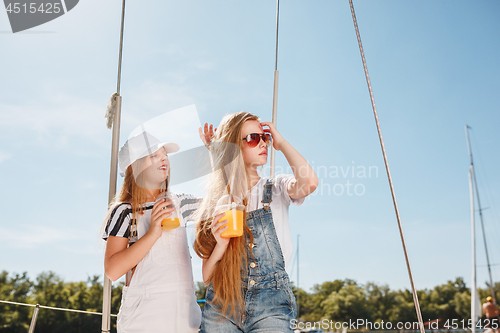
155,192,180,230
216,203,245,238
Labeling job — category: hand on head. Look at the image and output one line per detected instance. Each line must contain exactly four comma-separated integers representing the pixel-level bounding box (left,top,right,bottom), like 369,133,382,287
260,121,284,151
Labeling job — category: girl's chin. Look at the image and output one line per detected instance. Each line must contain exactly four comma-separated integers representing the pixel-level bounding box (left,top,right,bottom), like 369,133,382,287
246,160,268,169
149,176,168,189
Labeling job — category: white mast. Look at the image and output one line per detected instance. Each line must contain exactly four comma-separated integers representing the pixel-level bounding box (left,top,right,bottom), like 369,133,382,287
465,125,496,304
469,166,478,333
102,1,126,331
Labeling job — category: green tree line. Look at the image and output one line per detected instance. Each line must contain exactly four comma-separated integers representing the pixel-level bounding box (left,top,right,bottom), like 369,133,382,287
1,270,499,332
292,278,500,325
0,271,122,333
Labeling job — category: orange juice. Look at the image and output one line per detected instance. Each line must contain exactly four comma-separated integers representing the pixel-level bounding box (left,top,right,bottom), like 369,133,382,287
161,217,180,230
220,208,244,238
155,192,180,230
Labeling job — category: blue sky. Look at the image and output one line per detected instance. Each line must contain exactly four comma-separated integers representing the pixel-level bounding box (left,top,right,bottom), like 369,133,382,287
1,0,499,294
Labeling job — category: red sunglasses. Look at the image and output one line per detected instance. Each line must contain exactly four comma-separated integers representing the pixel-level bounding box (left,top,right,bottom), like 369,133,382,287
242,133,272,148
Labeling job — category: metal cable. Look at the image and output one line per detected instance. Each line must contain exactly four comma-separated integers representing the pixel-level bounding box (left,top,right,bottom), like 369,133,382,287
471,131,500,256
270,0,280,179
348,1,425,332
0,300,117,317
466,126,496,303
116,0,126,94
274,0,280,71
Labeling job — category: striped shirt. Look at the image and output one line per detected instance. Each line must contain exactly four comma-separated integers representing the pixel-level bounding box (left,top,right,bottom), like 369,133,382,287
102,193,201,245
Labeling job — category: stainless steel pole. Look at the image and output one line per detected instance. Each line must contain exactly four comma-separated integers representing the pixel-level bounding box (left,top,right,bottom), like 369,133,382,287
28,304,40,333
102,95,122,332
270,0,279,179
102,0,126,331
296,234,299,318
470,166,477,333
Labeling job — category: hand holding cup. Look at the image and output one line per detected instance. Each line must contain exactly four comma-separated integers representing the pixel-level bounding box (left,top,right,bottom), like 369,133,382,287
150,198,175,239
211,211,230,248
154,192,180,230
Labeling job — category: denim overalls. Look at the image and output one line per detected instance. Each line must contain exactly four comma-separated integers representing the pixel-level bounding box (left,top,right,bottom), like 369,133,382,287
201,179,297,332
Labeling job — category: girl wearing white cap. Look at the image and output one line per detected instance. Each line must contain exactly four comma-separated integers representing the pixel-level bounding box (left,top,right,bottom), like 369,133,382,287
102,128,213,333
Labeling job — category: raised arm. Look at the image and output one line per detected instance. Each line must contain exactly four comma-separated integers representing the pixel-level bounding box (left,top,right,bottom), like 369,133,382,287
199,123,216,148
261,121,318,200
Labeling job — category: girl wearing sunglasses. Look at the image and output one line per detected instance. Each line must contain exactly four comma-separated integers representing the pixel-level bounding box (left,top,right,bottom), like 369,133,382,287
194,112,318,332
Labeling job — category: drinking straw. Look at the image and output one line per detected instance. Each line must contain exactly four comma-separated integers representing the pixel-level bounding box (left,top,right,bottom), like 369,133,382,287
230,175,236,203
221,160,230,197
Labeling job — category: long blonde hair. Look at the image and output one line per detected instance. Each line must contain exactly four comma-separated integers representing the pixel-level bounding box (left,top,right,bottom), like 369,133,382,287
194,112,260,320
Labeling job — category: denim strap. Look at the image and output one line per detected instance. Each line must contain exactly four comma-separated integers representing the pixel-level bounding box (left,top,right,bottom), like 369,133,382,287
261,178,274,211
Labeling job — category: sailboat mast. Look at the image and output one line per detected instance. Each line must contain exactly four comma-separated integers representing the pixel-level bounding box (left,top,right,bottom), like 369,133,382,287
102,1,126,332
473,171,496,303
469,166,477,333
465,125,496,303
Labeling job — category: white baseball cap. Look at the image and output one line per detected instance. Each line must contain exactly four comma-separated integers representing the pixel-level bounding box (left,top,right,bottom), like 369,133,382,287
118,131,180,177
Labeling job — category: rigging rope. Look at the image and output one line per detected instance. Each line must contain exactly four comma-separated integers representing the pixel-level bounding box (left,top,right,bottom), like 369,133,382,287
0,300,117,317
348,2,425,332
104,0,126,129
466,126,497,303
